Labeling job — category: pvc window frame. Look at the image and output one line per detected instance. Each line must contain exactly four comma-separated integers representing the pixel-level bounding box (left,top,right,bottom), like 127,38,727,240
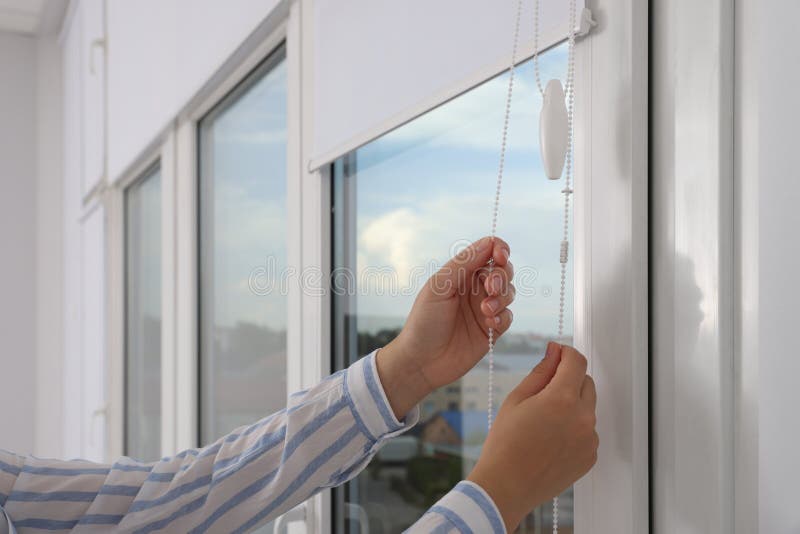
117,159,163,460
650,0,751,532
108,4,295,460
107,141,169,460
195,41,289,447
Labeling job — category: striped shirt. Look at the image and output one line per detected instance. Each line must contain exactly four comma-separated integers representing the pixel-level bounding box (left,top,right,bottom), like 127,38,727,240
0,352,505,533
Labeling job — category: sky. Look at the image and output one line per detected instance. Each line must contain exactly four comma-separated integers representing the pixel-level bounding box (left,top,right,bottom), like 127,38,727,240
202,59,288,331
347,43,574,338
127,166,162,321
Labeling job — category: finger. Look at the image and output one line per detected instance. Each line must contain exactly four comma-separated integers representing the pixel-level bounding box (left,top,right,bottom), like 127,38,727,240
506,342,562,404
481,283,516,317
483,262,514,296
580,375,596,409
491,237,511,267
546,345,588,396
484,308,513,333
430,237,510,297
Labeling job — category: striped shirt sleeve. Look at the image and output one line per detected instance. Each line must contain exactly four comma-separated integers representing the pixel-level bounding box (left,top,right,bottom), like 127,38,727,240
0,351,418,533
405,481,507,534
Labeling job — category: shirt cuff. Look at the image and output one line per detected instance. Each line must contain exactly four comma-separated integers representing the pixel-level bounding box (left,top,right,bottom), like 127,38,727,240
343,350,420,443
430,481,507,534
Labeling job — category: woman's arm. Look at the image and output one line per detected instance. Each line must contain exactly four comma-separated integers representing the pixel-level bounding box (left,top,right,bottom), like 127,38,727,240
0,351,416,533
0,236,517,533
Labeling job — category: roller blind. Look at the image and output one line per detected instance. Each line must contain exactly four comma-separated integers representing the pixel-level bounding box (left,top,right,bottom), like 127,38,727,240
106,0,282,181
311,0,587,169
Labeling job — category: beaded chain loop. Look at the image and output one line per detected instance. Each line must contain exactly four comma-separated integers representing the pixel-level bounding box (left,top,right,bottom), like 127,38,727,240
487,0,523,430
544,0,578,531
489,0,578,532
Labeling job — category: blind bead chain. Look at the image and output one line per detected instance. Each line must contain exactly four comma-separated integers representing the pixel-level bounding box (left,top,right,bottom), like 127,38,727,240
487,0,523,430
489,1,577,533
551,0,578,532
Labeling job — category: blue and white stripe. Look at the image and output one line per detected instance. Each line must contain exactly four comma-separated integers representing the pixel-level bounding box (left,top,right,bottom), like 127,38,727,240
0,351,505,533
410,481,507,534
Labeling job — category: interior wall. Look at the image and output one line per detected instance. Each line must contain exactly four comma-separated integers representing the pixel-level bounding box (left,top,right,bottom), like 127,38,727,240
0,31,38,454
34,35,65,460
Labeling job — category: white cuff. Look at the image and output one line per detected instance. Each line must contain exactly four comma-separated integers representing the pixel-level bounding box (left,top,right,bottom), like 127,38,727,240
343,351,420,443
429,481,507,534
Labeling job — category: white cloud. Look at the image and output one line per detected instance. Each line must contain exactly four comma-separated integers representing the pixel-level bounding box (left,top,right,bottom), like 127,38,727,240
353,167,573,335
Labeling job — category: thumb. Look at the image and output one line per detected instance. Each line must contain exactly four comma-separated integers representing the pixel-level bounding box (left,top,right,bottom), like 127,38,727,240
428,237,510,298
506,342,562,404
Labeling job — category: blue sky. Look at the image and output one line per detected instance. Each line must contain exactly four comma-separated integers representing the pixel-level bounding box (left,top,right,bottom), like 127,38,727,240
352,43,574,338
204,59,288,331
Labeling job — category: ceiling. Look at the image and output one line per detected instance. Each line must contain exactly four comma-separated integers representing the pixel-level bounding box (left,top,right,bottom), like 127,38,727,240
0,0,66,36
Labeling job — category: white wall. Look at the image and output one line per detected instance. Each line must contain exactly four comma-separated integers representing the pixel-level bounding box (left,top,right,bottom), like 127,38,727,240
0,31,38,454
34,35,65,460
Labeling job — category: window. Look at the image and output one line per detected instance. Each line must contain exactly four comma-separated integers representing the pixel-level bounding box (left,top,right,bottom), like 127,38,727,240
198,45,288,444
125,164,162,461
331,45,574,533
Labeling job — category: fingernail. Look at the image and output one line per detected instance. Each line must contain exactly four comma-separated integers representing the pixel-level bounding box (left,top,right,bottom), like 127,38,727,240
486,299,499,313
546,342,560,358
501,248,510,262
494,316,501,325
491,275,502,295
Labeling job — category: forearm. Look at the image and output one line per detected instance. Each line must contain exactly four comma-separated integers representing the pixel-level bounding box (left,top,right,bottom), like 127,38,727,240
375,339,433,419
0,352,419,533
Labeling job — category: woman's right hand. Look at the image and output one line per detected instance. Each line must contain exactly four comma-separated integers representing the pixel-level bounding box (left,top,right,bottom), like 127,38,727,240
467,342,598,532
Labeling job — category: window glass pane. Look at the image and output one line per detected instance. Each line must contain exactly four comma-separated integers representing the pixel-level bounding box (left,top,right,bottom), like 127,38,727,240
332,44,573,533
199,46,288,444
125,165,162,461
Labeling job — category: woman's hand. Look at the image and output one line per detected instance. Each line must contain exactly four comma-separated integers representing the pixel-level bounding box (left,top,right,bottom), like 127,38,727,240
468,343,598,532
376,236,515,418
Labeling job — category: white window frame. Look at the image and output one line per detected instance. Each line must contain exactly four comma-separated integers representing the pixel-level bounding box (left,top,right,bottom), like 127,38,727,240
107,140,168,459
115,156,165,460
105,0,648,531
107,2,293,459
571,1,649,531
650,1,755,532
573,4,649,533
